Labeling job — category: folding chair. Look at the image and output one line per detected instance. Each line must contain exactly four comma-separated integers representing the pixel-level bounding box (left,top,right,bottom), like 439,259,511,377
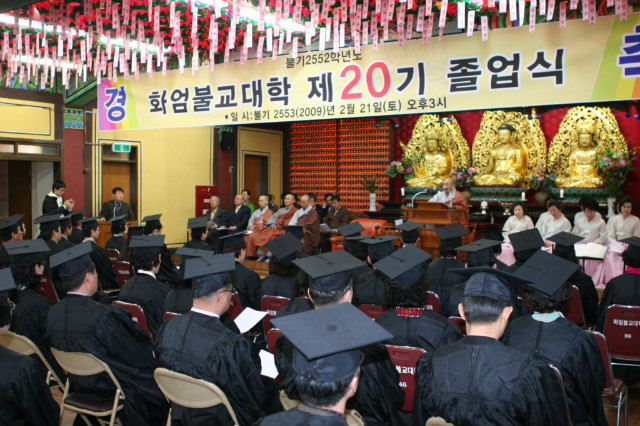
37,274,59,303
227,293,243,320
424,291,440,314
153,367,239,426
358,304,390,320
261,295,290,332
0,331,63,390
562,285,586,327
385,344,427,412
50,348,125,426
279,390,365,426
266,328,282,354
113,301,151,336
548,364,573,426
105,249,120,269
163,312,180,321
603,304,640,366
587,330,628,426
448,316,466,335
114,262,132,289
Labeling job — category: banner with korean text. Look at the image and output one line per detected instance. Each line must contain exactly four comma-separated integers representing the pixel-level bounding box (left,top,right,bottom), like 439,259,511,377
98,13,640,131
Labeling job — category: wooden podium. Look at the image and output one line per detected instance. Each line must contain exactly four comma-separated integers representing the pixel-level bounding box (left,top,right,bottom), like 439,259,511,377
97,221,137,248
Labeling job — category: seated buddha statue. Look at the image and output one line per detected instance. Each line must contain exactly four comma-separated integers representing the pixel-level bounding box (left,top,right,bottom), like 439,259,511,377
406,127,453,187
555,121,604,188
474,123,527,187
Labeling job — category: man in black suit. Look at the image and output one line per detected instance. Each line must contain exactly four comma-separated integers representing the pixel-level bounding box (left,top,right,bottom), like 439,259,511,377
228,194,250,232
42,181,74,216
206,195,229,253
98,187,135,221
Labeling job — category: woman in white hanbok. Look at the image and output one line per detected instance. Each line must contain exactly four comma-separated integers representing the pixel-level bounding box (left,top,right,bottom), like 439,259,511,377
497,202,535,266
572,199,607,287
604,196,640,285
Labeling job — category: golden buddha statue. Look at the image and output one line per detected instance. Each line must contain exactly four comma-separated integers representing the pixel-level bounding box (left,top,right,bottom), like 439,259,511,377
406,127,453,187
555,121,604,188
474,123,527,186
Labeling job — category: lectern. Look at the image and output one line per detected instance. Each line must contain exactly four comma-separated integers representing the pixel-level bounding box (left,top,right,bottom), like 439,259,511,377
97,221,137,248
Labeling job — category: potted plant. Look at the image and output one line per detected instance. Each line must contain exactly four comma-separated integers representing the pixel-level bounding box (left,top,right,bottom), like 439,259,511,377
384,158,415,180
450,166,478,201
362,176,378,212
598,148,638,217
529,164,557,204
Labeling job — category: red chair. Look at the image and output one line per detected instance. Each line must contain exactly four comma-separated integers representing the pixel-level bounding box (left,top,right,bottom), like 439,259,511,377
386,345,427,412
114,301,150,336
424,291,440,314
37,274,59,303
163,312,180,321
114,261,132,289
562,285,586,327
358,304,390,320
267,328,282,354
330,219,387,251
448,316,466,335
603,304,640,364
261,295,290,332
227,293,243,320
105,249,119,269
587,331,628,426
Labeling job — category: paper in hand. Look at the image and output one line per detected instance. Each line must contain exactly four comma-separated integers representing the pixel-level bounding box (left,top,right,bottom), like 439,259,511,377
259,350,279,379
234,307,267,334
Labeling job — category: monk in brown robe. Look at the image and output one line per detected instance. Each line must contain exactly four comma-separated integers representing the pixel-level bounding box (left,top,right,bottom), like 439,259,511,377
248,193,298,260
294,195,321,254
245,195,275,257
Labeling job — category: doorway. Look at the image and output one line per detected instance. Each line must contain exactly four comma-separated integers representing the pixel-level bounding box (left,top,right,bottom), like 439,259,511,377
101,145,139,219
243,155,269,205
7,161,32,230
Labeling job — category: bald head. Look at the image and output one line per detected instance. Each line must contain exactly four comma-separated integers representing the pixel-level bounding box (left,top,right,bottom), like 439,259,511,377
300,195,310,209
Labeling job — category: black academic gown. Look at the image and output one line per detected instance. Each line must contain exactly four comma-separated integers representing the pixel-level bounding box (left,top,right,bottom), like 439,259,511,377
43,239,64,297
352,269,387,306
58,236,74,249
439,280,466,319
105,235,125,252
42,195,69,216
154,311,282,426
260,274,296,298
163,286,241,333
157,245,180,288
46,294,169,426
569,269,599,326
597,272,640,331
10,288,66,382
427,258,465,300
89,241,119,290
117,272,171,337
0,245,11,268
234,261,261,310
414,335,569,426
375,309,462,352
69,228,84,245
276,338,405,426
184,239,214,251
502,315,607,426
0,346,59,426
274,297,314,319
257,405,348,426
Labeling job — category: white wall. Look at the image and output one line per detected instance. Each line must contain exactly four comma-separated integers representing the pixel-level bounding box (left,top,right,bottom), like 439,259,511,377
31,162,54,238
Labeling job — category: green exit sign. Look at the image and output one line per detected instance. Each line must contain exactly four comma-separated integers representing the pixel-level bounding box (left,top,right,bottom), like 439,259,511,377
112,143,131,153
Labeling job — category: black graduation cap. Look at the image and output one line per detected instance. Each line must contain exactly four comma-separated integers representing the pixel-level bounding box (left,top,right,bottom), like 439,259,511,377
4,239,51,267
337,222,365,237
109,214,127,224
127,225,145,237
344,235,371,251
265,233,306,262
70,210,84,226
499,123,516,132
183,253,235,296
433,224,469,249
396,221,424,243
142,214,162,230
129,235,165,260
58,215,71,229
284,225,308,240
621,237,640,259
374,244,432,289
34,214,61,233
271,303,393,382
292,250,365,292
49,241,94,282
187,216,208,230
0,269,16,299
509,228,544,253
547,232,584,247
455,239,502,266
0,214,23,232
361,235,399,261
514,250,578,304
175,247,215,260
219,231,247,250
79,216,99,232
452,266,532,304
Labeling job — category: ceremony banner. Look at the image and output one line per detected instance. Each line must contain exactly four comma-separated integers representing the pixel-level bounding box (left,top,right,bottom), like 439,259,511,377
98,13,640,131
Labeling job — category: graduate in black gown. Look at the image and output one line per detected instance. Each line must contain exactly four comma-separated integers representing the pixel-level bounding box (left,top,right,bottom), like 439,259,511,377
374,245,461,351
68,210,85,245
503,250,607,426
427,225,467,300
0,270,59,426
117,235,171,337
143,214,181,287
396,220,425,247
261,233,306,298
34,214,67,297
57,215,75,249
154,253,281,426
503,228,545,273
276,251,406,426
221,231,262,310
414,267,569,426
184,216,215,251
259,303,393,426
105,214,128,252
79,217,119,290
350,235,399,306
0,214,25,268
46,242,169,426
5,239,66,383
117,225,144,262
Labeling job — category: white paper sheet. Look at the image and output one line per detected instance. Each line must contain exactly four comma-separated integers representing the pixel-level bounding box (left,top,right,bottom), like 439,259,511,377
259,350,279,378
574,242,608,260
234,308,267,334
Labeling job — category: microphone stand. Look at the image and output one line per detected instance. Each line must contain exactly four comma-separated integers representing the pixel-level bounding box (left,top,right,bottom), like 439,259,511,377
409,191,429,208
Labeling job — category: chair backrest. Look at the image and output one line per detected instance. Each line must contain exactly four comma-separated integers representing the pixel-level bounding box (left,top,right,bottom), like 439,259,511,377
448,316,466,335
548,364,573,426
587,330,617,392
227,293,243,320
105,249,119,269
603,304,640,361
353,219,387,237
37,274,59,303
163,312,181,321
154,367,239,425
562,285,585,327
114,300,150,335
267,328,282,354
386,344,427,412
358,304,390,320
0,331,63,388
424,291,440,314
261,295,290,332
114,261,131,289
51,348,124,392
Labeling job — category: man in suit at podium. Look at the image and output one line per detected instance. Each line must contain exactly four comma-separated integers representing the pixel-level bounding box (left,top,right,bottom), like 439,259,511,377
98,187,135,221
429,178,469,225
